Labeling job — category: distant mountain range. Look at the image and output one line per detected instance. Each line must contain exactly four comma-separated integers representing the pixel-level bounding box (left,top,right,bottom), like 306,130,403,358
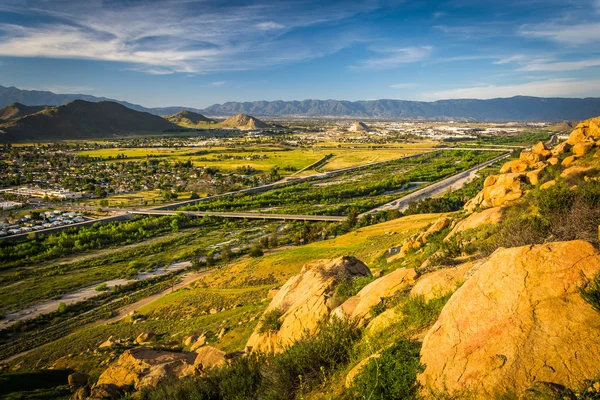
2,84,600,121
0,100,178,142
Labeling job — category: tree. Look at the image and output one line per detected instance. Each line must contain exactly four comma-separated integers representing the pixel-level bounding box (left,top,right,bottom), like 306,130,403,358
221,245,232,262
249,243,264,257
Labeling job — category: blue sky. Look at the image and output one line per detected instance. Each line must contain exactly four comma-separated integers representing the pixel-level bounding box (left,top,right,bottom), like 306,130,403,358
1,0,600,108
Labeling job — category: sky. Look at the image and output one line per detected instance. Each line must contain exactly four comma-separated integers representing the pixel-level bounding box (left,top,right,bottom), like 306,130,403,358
1,0,600,108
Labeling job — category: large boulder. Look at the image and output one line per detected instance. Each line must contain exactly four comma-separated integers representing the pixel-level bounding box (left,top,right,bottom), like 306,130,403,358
410,260,483,301
465,173,525,211
445,207,504,240
331,267,417,326
572,140,595,157
567,116,600,145
499,160,528,174
419,241,600,398
245,256,371,353
551,141,571,156
531,141,551,158
95,347,197,392
194,346,226,370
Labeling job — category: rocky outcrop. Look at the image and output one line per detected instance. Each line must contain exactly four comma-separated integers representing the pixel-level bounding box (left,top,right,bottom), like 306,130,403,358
331,268,417,326
560,166,597,181
95,347,198,392
445,207,504,239
410,260,483,301
387,216,450,262
419,241,600,398
566,116,600,145
245,256,371,353
194,346,226,370
465,172,526,211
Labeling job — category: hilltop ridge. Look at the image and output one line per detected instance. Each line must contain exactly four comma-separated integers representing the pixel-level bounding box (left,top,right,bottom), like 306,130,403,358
219,113,271,129
0,100,179,142
164,110,216,127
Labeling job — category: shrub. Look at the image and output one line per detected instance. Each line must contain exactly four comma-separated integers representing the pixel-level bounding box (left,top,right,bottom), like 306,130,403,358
258,309,283,334
400,293,452,332
581,274,600,314
265,317,361,397
95,282,108,291
248,244,263,258
348,340,424,400
217,354,264,400
334,276,374,298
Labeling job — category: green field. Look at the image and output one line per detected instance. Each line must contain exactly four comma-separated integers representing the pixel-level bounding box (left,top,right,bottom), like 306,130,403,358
184,150,498,216
4,213,440,377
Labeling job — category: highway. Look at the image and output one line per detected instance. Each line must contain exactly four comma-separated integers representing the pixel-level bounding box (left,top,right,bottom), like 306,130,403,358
361,152,511,215
128,210,346,222
0,147,513,243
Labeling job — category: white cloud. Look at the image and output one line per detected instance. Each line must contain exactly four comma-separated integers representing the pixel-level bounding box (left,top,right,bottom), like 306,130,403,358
424,78,600,99
390,83,416,89
256,21,285,31
350,46,433,70
493,55,524,65
519,58,600,72
211,81,226,86
520,23,600,46
433,11,446,19
0,0,381,74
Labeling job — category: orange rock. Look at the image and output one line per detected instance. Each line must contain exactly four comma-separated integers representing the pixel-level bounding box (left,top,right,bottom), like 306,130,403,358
539,180,556,190
562,155,576,166
245,256,371,353
547,157,559,165
410,260,483,301
446,206,505,240
499,160,528,174
331,267,417,325
96,347,198,391
519,151,543,167
419,241,600,398
567,116,600,145
572,140,595,157
551,141,571,156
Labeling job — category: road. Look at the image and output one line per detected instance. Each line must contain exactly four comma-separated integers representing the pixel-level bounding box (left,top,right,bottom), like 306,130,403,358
361,152,511,215
128,210,346,222
0,146,513,243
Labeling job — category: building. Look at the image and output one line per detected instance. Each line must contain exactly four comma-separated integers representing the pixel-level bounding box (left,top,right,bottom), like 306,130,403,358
0,187,83,200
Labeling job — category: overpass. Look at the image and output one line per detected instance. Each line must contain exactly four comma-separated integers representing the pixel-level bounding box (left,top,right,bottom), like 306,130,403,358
128,210,346,222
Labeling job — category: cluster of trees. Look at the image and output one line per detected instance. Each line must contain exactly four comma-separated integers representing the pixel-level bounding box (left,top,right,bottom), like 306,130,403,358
188,150,496,216
0,214,209,268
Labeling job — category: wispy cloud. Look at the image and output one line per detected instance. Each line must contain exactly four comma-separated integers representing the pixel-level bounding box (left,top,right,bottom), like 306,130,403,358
520,23,600,46
424,78,600,99
390,83,417,89
211,81,226,87
256,21,285,31
350,46,433,70
0,0,382,74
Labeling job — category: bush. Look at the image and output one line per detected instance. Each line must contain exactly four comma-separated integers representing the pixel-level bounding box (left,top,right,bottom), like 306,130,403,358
581,274,600,314
334,276,374,298
95,282,108,291
258,309,283,334
248,244,263,258
348,340,424,400
217,354,264,400
265,317,361,397
400,293,452,332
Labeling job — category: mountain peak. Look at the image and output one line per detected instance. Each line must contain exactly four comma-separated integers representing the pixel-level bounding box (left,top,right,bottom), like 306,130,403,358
220,113,270,129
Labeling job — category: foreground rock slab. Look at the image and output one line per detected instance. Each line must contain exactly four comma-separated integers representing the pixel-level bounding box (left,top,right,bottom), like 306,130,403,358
419,240,600,398
246,256,371,353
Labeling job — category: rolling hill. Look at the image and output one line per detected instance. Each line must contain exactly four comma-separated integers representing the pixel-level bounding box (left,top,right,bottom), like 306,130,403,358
0,100,180,142
218,113,271,129
165,110,216,127
0,103,46,122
